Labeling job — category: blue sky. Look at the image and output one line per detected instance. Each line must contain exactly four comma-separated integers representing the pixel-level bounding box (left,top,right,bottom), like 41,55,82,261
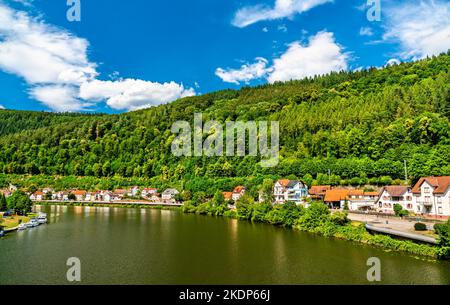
0,0,449,113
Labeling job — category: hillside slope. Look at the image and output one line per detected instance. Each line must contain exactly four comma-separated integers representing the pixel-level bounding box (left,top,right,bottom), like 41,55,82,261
0,52,449,189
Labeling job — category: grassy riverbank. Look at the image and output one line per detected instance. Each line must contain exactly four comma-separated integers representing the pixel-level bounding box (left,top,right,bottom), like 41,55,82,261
0,214,31,229
182,199,441,260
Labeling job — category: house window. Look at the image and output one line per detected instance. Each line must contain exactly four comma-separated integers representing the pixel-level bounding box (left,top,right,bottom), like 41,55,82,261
425,196,431,203
407,204,412,209
406,196,412,201
424,187,430,194
437,196,442,204
438,207,443,215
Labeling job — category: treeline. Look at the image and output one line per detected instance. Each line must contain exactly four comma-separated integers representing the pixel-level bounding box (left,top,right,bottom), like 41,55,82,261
0,52,448,184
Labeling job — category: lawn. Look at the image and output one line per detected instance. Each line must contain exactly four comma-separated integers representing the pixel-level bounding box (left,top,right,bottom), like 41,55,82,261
0,213,31,229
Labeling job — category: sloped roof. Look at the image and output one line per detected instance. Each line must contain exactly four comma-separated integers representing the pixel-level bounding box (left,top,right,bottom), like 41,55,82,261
412,176,450,194
309,185,331,196
233,186,246,193
223,192,233,200
324,189,350,202
383,185,409,197
72,190,86,196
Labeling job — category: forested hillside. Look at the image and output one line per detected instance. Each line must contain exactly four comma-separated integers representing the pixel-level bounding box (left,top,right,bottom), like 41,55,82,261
0,52,449,193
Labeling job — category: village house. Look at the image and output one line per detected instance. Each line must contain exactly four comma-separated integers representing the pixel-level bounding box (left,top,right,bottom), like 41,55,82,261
376,186,413,214
149,192,161,202
72,190,86,201
308,185,331,201
324,189,350,209
232,186,246,201
127,186,140,197
141,188,158,198
30,191,44,201
112,189,127,201
346,190,379,211
223,192,233,202
162,189,179,201
274,179,308,204
412,176,450,217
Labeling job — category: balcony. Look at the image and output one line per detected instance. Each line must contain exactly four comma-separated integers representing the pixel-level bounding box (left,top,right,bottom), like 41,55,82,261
417,201,433,207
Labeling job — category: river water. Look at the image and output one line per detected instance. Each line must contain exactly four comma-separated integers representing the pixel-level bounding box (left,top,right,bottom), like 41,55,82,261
1,205,449,284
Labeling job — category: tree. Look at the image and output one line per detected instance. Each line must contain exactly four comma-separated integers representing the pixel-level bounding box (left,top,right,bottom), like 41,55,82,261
0,194,7,211
68,193,76,201
7,191,33,215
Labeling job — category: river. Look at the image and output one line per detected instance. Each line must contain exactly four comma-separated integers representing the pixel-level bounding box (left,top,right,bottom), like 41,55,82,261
1,205,450,284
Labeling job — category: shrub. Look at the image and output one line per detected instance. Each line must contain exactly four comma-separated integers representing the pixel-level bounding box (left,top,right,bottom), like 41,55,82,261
414,222,427,231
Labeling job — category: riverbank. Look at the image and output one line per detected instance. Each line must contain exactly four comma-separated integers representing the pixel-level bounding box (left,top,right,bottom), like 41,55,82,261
182,200,441,260
36,201,181,211
0,214,31,230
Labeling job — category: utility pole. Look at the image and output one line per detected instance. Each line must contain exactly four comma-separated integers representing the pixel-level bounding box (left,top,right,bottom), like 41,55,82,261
404,160,408,184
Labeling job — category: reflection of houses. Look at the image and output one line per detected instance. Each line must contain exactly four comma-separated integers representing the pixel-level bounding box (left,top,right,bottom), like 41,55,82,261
412,176,450,217
274,179,308,204
232,186,246,201
162,189,179,201
309,185,331,201
376,186,413,214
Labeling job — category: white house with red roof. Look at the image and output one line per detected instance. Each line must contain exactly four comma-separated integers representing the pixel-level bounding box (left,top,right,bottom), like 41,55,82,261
376,186,413,214
232,186,246,201
274,179,308,204
412,176,450,217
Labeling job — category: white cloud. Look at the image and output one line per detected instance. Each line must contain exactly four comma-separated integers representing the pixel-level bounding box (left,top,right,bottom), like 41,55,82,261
215,32,348,84
0,104,5,109
232,0,332,28
79,79,195,111
278,24,288,32
268,31,348,83
383,0,450,59
385,58,401,66
215,57,272,85
359,27,373,37
30,85,92,112
262,27,269,32
0,4,196,112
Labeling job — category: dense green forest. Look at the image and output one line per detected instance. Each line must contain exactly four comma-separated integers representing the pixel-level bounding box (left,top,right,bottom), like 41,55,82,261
0,52,449,194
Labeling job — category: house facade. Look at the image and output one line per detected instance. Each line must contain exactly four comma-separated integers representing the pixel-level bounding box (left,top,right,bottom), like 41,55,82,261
376,186,413,214
347,190,379,211
162,189,179,201
232,186,246,202
309,185,331,201
274,179,308,204
412,176,450,217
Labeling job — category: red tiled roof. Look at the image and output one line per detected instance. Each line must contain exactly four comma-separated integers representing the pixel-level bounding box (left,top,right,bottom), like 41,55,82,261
324,189,350,202
233,186,245,193
223,192,233,200
277,179,290,187
309,185,331,196
412,176,450,194
72,190,86,196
